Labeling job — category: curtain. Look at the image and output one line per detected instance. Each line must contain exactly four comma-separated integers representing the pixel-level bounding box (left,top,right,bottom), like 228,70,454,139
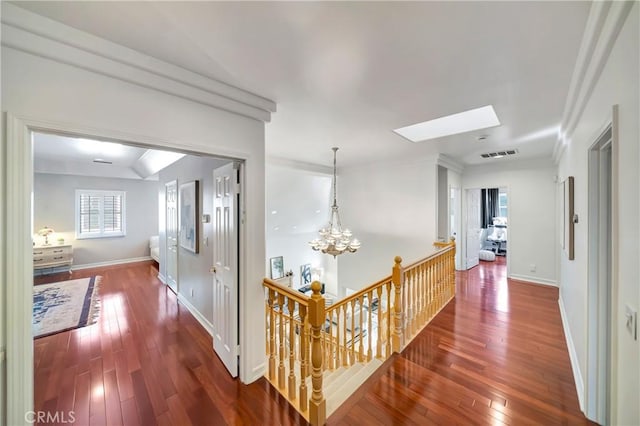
481,188,499,228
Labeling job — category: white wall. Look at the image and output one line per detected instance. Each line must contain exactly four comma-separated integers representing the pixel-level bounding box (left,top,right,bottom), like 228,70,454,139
1,4,268,396
337,157,438,293
265,163,338,294
158,155,230,324
34,173,158,266
462,160,557,285
557,4,639,423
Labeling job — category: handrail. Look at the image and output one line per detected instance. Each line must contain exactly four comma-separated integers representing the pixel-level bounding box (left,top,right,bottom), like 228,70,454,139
404,242,455,270
263,277,311,305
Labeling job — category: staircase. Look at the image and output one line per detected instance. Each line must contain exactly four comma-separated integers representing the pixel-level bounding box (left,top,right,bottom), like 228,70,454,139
263,239,456,425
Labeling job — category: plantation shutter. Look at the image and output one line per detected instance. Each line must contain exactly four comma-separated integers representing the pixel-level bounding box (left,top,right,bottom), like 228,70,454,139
76,190,126,238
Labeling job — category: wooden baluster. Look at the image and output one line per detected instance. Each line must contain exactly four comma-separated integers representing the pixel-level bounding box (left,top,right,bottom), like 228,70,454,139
418,264,425,326
410,268,417,336
308,282,326,426
367,290,373,361
299,304,308,412
268,289,276,381
327,310,334,370
358,295,364,362
350,299,356,364
277,293,286,389
427,260,434,320
287,297,296,400
392,256,403,353
342,304,348,366
376,286,383,359
335,309,341,367
386,282,392,357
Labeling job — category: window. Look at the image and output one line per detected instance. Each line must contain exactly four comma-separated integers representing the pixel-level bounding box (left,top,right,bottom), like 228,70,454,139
76,190,126,239
498,191,508,218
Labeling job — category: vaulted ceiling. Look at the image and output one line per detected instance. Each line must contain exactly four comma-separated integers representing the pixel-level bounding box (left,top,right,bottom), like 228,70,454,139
16,1,591,167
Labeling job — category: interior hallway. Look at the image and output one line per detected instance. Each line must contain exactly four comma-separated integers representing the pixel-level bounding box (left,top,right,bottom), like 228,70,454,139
34,258,592,425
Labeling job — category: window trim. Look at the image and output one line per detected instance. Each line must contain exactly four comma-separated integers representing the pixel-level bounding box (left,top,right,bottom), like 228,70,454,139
75,189,126,239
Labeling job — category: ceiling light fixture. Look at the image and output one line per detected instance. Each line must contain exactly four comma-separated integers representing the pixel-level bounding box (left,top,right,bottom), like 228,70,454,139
309,147,360,258
393,105,500,142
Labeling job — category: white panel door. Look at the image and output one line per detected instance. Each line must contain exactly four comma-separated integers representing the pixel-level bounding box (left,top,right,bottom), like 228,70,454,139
165,180,178,293
465,189,481,269
212,163,239,377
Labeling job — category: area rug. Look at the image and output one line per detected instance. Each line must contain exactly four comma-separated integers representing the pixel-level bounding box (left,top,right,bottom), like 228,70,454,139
33,276,101,338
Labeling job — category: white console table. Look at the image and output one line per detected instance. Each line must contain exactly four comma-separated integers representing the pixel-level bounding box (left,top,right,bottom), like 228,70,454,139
33,244,73,274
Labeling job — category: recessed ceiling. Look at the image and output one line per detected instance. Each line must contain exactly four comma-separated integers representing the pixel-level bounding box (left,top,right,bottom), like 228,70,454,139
16,1,592,167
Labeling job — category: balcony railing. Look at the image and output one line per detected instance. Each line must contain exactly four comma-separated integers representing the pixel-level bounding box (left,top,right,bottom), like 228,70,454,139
263,239,456,425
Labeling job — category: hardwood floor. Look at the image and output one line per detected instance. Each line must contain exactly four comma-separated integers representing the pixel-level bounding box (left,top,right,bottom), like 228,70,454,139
34,262,305,426
35,258,592,425
329,257,594,425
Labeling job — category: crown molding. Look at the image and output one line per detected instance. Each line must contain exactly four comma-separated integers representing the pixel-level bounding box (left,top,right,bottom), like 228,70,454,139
553,1,634,164
266,156,333,175
1,3,276,122
436,154,464,174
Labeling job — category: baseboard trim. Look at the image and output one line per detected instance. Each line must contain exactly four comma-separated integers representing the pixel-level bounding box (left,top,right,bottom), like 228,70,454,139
72,256,152,271
558,295,585,412
157,273,166,284
177,293,214,337
509,274,557,287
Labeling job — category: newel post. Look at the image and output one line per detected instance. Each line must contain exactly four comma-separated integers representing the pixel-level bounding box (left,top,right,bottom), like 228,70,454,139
308,281,326,425
392,256,404,353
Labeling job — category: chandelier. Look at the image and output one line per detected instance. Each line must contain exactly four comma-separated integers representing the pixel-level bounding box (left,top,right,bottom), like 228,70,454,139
309,147,361,257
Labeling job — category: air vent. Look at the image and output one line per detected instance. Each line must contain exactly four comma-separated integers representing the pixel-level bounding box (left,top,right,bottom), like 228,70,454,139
480,149,518,159
93,159,113,164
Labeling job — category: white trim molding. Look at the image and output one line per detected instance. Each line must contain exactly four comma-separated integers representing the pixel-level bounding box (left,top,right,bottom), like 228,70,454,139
5,113,35,426
72,256,153,271
437,154,464,175
177,293,214,337
509,274,557,287
553,1,634,163
559,295,585,413
1,3,276,123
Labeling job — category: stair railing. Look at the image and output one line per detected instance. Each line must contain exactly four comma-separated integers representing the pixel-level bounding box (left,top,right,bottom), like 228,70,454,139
263,239,456,425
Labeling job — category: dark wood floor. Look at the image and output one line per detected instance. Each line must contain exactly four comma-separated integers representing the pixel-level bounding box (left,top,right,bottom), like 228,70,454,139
34,258,592,425
34,262,305,426
329,257,593,425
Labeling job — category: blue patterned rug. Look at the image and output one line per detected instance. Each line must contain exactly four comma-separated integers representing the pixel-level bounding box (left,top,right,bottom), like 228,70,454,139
33,276,101,338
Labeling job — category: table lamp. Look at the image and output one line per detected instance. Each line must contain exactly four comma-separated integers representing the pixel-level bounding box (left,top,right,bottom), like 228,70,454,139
37,226,55,246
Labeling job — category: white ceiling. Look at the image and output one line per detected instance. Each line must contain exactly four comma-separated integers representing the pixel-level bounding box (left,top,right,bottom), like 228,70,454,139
16,1,591,167
34,132,185,180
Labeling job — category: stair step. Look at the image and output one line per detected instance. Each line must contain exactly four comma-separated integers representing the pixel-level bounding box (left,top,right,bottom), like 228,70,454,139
323,363,364,396
326,359,384,416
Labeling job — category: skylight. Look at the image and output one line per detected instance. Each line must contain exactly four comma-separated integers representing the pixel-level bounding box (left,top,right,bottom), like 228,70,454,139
393,105,500,143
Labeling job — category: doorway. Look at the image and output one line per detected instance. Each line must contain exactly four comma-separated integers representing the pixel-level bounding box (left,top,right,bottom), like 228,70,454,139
587,124,613,424
6,116,247,422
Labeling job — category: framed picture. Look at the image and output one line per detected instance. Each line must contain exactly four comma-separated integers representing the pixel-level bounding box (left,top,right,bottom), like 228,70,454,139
179,180,200,253
300,264,311,286
563,176,575,260
270,256,284,279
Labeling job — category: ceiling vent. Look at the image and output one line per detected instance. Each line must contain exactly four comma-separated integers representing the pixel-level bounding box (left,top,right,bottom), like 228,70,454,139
480,149,518,159
93,159,113,164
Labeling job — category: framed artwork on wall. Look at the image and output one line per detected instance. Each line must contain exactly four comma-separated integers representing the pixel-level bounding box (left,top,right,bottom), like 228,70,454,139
270,256,284,279
179,180,200,253
300,264,311,286
563,176,575,260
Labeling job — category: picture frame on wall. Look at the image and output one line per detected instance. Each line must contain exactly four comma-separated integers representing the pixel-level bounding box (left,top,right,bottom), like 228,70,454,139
563,176,575,260
179,180,200,253
300,264,311,286
270,256,284,279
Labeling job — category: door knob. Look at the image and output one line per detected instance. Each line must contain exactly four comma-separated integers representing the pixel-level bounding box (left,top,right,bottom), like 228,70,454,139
210,267,217,274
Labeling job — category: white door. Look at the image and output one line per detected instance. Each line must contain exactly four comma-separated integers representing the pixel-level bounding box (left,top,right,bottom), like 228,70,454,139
450,186,462,270
212,163,240,377
165,180,179,293
465,189,481,269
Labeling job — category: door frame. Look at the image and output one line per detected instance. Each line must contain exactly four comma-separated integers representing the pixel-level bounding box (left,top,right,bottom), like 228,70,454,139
4,113,249,423
586,107,618,423
449,185,462,270
462,185,511,276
